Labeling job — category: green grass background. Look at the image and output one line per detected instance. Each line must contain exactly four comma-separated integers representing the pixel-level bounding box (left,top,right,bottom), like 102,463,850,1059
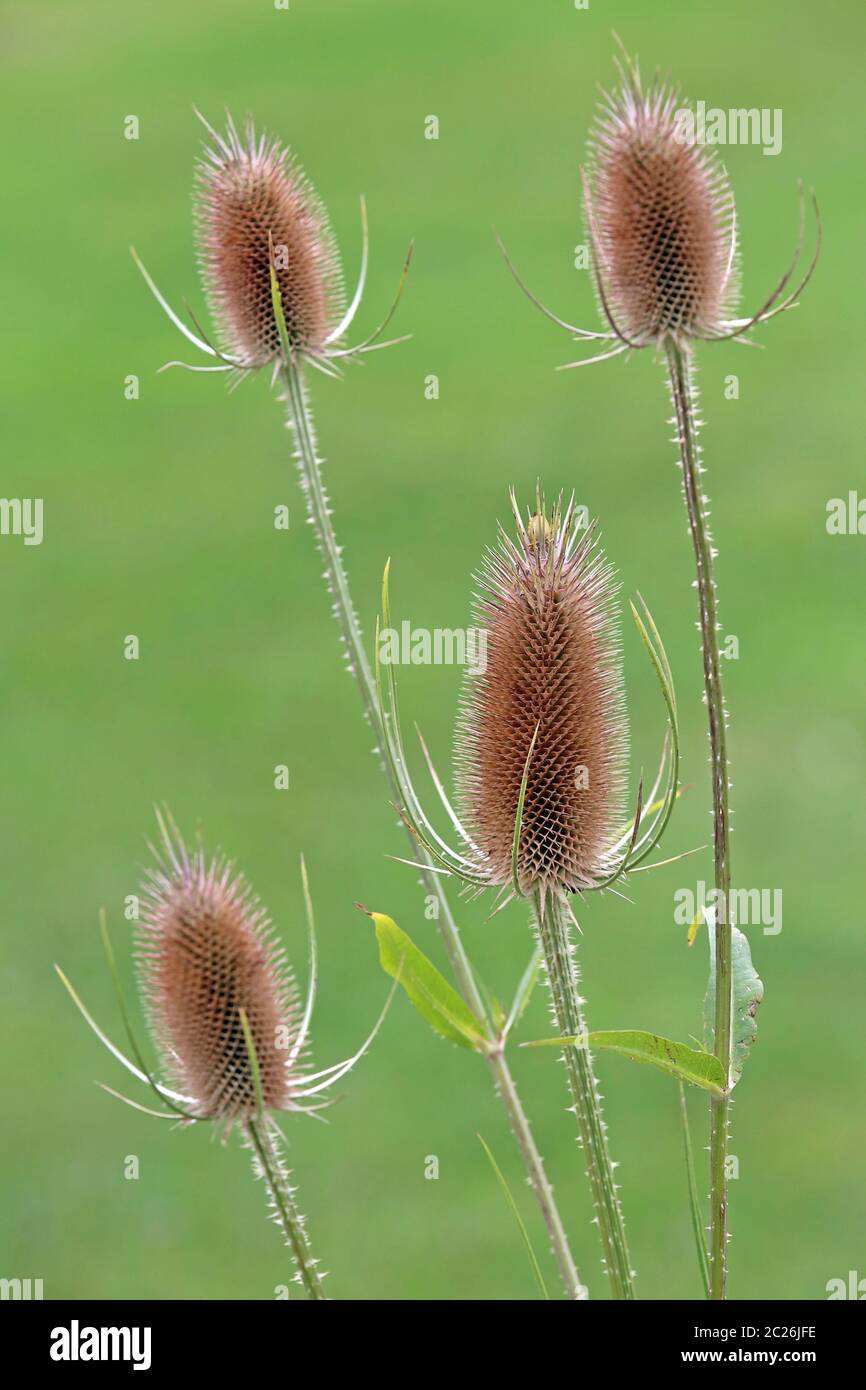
2,0,864,1301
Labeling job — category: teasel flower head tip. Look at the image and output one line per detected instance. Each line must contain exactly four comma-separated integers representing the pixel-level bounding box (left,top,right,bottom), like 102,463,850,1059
131,110,413,387
377,491,681,917
496,38,820,369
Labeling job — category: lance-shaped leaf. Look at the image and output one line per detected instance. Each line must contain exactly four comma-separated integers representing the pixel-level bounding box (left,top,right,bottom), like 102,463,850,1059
704,925,764,1087
361,909,487,1051
523,1028,726,1095
679,1081,710,1297
477,1134,548,1300
504,945,543,1040
511,722,540,898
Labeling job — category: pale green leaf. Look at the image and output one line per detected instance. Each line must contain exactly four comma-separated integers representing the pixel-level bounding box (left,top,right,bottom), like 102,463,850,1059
523,1028,726,1095
478,1134,548,1299
679,1082,710,1297
505,946,543,1037
366,911,486,1050
704,925,764,1086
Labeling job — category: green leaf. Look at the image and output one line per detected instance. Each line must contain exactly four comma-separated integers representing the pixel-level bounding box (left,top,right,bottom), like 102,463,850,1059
523,1028,726,1095
489,994,506,1034
511,721,540,897
704,925,764,1087
239,1007,265,1121
365,911,486,1051
679,1082,710,1298
687,908,703,947
505,945,543,1038
268,236,293,364
477,1134,548,1300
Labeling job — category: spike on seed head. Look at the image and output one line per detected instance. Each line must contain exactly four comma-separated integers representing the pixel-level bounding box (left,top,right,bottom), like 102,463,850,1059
194,112,344,366
137,816,305,1120
586,49,738,344
455,495,629,896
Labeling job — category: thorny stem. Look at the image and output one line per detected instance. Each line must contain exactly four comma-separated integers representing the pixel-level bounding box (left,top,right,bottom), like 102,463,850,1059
534,890,635,1300
665,340,732,1301
246,1116,329,1301
279,357,586,1301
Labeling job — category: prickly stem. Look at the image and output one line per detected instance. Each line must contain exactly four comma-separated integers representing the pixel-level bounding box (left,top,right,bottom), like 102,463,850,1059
534,889,635,1299
245,1117,329,1300
665,339,733,1300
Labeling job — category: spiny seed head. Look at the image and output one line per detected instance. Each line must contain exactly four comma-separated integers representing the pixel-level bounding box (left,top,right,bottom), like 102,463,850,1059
586,51,738,344
137,822,304,1120
455,495,628,896
195,113,344,366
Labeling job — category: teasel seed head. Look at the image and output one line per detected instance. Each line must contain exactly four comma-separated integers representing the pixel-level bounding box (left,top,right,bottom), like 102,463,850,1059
194,112,344,367
137,817,304,1121
455,493,628,897
585,49,738,346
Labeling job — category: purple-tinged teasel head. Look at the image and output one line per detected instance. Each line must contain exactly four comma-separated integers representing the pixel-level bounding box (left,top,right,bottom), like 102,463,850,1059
585,57,738,345
195,113,344,367
137,824,304,1120
455,497,628,896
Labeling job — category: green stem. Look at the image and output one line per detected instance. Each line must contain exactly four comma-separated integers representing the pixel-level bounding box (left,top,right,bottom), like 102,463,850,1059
534,890,634,1299
280,358,586,1302
665,340,732,1301
246,1116,328,1300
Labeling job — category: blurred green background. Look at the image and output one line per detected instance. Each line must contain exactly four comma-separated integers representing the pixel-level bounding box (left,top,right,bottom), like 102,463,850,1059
2,0,863,1301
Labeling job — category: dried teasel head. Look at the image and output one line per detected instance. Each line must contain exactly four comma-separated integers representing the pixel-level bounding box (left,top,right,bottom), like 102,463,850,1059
455,494,629,898
585,50,738,346
56,817,394,1135
132,112,412,385
194,112,344,368
496,43,819,368
137,818,305,1121
377,494,678,914
55,824,397,1303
